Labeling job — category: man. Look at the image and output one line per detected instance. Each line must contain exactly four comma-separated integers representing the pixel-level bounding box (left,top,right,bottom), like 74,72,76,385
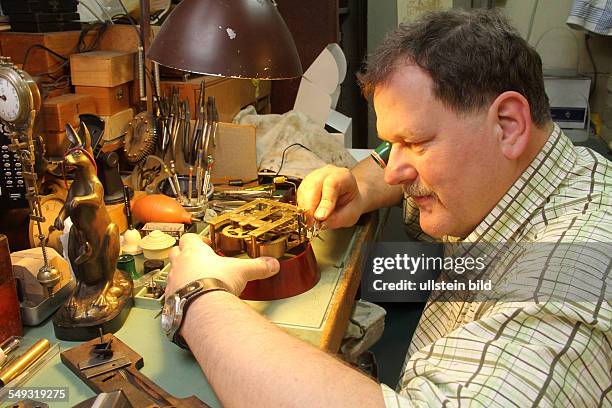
166,9,611,407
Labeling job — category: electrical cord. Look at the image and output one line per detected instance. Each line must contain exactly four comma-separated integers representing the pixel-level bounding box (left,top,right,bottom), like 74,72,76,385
584,34,598,96
275,143,314,176
525,0,540,44
22,22,109,79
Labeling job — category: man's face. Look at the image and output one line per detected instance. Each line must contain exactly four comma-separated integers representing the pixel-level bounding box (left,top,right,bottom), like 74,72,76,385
373,65,507,238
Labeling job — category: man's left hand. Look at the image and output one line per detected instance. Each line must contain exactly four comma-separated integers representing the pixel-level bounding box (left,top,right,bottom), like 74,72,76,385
166,233,281,296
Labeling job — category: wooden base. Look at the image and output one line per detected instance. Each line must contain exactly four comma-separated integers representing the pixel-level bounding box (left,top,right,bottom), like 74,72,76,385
53,295,132,341
52,270,134,341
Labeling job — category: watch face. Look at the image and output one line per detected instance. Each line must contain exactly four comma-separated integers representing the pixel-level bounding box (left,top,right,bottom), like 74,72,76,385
161,295,177,334
0,77,21,122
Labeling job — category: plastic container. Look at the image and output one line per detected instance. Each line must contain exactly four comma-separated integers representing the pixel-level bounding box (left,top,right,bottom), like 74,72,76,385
139,230,175,260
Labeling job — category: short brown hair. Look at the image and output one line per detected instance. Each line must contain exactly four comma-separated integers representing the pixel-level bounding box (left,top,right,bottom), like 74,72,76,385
358,9,551,126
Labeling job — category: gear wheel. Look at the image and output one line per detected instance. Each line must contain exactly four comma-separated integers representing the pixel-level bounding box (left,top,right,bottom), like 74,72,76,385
124,111,157,165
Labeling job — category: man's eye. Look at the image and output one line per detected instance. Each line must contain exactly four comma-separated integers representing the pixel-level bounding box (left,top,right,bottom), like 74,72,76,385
410,142,425,152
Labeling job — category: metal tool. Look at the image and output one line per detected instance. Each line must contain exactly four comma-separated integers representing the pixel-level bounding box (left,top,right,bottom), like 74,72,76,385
183,100,191,164
0,337,20,369
191,81,206,165
311,219,324,240
0,338,50,387
60,334,211,407
188,166,193,204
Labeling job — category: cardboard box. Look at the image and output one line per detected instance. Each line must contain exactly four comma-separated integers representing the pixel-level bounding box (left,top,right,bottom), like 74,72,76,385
70,50,136,87
41,93,96,132
172,121,257,183
100,107,134,142
75,83,131,115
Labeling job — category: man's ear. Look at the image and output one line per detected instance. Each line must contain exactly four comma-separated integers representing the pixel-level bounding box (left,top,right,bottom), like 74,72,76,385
488,91,531,160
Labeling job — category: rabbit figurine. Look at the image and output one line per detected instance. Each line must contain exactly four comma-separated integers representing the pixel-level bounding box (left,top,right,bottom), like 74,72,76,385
52,122,132,339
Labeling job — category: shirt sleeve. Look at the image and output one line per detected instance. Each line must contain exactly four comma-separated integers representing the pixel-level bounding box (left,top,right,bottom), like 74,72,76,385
381,300,611,407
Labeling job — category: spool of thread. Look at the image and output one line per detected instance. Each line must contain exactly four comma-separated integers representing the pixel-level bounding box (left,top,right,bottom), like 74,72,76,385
117,254,139,280
0,338,49,386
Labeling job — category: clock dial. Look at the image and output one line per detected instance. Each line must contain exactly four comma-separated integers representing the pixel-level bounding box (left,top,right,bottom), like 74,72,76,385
29,195,65,248
0,77,21,122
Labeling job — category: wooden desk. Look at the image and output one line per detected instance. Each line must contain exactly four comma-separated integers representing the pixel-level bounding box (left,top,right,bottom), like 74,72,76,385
12,212,378,407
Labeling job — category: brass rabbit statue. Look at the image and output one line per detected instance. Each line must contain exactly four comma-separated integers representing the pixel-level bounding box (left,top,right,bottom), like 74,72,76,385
52,122,132,340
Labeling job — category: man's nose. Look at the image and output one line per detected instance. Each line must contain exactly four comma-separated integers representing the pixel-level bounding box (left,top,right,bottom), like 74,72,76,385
384,144,417,185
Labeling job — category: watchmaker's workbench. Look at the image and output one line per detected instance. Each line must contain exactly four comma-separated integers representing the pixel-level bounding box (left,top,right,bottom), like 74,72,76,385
17,213,378,407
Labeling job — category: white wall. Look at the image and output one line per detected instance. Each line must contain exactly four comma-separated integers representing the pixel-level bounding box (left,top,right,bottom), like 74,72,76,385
367,1,399,147
499,0,611,114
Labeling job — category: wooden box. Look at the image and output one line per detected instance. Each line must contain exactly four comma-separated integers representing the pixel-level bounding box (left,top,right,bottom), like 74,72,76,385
43,130,69,158
100,107,134,142
70,50,135,87
42,93,96,132
159,76,271,122
0,31,95,75
75,83,131,115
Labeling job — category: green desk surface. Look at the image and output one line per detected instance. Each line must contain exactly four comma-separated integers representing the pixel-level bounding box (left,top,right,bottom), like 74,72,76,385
6,215,378,408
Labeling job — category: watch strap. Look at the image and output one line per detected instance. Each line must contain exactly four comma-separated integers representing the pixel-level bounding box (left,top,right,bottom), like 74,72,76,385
173,277,231,349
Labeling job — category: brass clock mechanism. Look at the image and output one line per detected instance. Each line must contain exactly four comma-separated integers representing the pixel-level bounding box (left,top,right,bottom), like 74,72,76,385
208,199,310,259
0,57,41,129
0,57,61,295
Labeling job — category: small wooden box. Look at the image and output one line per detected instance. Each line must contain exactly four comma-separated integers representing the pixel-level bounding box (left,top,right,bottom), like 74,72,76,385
70,50,136,87
100,107,134,142
75,83,131,115
42,93,96,132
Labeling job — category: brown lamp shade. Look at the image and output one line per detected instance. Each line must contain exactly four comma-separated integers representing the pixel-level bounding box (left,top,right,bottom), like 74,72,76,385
147,0,303,79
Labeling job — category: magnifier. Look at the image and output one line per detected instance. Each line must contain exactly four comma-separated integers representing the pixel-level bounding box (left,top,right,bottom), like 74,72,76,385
370,141,391,169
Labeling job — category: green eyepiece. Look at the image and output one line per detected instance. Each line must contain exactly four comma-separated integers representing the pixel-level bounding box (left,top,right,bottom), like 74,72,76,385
371,141,391,169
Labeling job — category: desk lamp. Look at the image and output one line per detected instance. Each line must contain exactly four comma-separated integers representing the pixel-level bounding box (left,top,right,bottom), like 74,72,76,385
147,0,303,80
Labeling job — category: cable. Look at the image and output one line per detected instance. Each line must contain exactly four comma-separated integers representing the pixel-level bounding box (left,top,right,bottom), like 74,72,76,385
525,0,540,44
584,34,598,96
275,143,314,176
90,0,115,23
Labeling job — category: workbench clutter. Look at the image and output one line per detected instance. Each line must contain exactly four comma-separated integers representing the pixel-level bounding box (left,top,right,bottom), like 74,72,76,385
0,0,350,402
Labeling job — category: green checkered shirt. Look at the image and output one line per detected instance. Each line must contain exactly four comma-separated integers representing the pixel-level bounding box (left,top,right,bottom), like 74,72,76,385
383,124,612,407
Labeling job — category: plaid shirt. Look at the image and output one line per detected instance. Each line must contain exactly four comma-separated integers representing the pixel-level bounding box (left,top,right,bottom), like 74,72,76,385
383,124,612,407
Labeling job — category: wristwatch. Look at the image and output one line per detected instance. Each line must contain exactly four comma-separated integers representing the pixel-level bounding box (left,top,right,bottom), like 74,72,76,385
161,277,230,349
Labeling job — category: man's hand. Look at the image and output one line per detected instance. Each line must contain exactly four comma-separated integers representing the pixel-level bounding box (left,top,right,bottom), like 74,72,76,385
166,233,280,296
297,165,366,229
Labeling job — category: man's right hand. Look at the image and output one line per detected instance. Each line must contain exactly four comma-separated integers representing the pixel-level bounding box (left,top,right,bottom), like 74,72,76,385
297,164,366,229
